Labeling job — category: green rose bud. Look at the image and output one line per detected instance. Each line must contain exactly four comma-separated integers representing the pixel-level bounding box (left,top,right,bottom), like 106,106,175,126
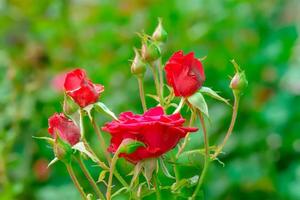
230,60,248,93
141,40,161,62
131,48,147,77
230,71,248,91
152,18,168,43
53,134,73,164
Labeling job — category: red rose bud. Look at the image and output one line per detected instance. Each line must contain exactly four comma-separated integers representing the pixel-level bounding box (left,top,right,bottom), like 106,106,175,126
48,113,81,146
230,60,248,93
141,40,161,62
165,51,205,97
102,106,198,163
131,48,147,77
152,18,168,43
64,68,104,108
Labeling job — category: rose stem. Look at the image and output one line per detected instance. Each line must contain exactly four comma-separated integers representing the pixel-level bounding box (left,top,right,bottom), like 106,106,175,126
150,63,164,106
66,164,88,200
80,110,128,188
82,138,128,189
157,58,164,98
172,106,195,182
153,174,161,200
192,110,210,199
176,109,196,158
173,98,185,114
212,92,240,159
137,76,147,112
76,156,105,200
106,148,121,200
91,118,112,163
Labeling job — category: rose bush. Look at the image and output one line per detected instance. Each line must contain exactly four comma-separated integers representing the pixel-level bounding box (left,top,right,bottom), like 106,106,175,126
41,20,246,200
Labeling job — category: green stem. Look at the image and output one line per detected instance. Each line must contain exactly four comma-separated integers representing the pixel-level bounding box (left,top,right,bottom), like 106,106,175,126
153,174,161,200
82,138,128,188
106,148,121,200
176,110,196,158
137,77,147,112
172,155,180,182
66,164,88,200
150,63,163,106
192,111,210,199
77,157,105,200
212,92,240,159
157,59,164,98
91,118,112,163
82,138,109,170
173,107,196,183
173,98,185,114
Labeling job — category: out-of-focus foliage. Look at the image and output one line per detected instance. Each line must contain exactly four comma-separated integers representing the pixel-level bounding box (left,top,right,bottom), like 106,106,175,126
0,0,299,199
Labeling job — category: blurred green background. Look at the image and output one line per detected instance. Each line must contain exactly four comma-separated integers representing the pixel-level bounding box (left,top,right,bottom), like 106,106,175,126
1,0,300,199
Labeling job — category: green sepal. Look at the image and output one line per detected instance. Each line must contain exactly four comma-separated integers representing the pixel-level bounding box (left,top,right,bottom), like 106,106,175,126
84,102,118,121
53,134,73,164
200,87,230,106
188,92,209,117
118,139,145,154
32,136,54,146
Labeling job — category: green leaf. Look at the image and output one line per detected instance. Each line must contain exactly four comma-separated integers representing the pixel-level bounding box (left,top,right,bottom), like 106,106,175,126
84,102,118,121
171,175,199,192
118,139,145,154
94,102,118,120
97,170,108,184
188,92,209,117
200,87,230,105
72,142,98,162
159,158,175,179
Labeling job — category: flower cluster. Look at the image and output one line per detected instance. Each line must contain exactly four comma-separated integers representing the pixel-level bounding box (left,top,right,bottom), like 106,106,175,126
40,19,246,200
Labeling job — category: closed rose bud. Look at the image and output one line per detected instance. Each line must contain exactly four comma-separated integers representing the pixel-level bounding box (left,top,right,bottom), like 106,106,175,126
141,40,161,62
165,51,205,97
64,69,104,108
131,48,147,77
230,71,248,91
152,18,168,43
229,60,248,93
48,113,81,146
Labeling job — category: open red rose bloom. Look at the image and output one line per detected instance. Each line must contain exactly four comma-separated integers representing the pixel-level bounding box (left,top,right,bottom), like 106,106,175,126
48,113,81,146
102,106,198,163
64,69,104,108
165,51,205,97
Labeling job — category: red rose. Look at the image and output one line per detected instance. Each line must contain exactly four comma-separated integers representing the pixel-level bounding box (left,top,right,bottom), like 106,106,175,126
165,51,205,97
102,107,198,163
48,113,81,146
64,69,104,107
